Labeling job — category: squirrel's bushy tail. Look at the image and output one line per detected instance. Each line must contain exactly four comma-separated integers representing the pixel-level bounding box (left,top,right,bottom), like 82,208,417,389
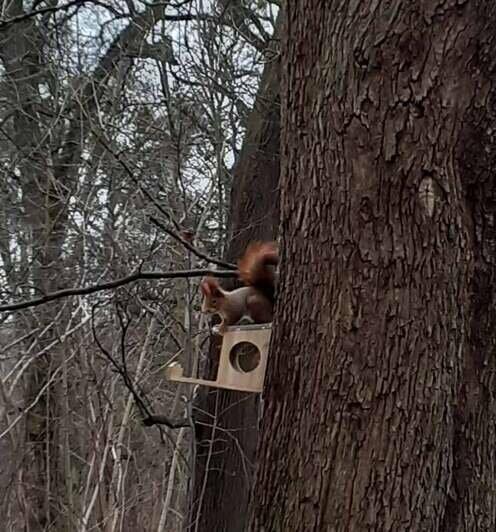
237,241,278,303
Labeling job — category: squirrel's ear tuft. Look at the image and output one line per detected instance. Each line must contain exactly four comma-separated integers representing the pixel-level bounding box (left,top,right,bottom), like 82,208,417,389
200,278,211,296
201,277,223,298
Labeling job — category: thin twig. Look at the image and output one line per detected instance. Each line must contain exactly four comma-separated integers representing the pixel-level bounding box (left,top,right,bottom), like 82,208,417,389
91,305,189,430
92,131,236,270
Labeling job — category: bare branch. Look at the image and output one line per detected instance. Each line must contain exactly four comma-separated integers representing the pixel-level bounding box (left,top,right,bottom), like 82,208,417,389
0,268,237,312
91,305,189,431
0,0,120,30
142,414,189,428
91,131,237,271
149,216,236,270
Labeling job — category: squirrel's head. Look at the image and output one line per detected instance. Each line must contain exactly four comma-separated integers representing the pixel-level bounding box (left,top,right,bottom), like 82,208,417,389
200,277,224,313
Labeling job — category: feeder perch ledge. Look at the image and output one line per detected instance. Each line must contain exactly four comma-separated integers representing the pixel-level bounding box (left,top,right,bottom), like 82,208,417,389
164,323,272,393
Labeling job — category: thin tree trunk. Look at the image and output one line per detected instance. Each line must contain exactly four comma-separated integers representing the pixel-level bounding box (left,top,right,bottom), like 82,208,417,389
189,16,281,532
251,2,496,531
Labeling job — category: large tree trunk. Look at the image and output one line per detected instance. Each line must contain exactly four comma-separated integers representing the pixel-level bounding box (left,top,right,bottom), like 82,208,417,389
251,2,496,531
189,18,281,532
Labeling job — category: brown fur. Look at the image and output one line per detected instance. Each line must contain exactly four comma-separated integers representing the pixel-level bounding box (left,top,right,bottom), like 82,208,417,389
237,241,278,303
200,241,278,334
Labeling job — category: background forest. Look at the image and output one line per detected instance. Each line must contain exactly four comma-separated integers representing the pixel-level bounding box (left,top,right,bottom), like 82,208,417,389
4,2,496,532
0,0,279,530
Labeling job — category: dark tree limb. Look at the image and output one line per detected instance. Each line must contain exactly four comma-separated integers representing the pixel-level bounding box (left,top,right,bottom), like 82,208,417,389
0,268,236,312
142,414,189,428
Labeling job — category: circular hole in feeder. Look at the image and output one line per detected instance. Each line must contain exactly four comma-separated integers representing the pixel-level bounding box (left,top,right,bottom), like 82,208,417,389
229,342,261,373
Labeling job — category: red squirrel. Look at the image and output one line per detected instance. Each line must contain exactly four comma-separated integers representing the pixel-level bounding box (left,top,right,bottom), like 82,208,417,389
200,241,278,334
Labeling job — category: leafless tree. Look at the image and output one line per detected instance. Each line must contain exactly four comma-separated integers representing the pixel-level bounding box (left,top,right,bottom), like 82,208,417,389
0,0,279,530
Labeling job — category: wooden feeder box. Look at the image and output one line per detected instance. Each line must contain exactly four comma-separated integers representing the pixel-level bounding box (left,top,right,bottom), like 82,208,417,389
165,323,272,393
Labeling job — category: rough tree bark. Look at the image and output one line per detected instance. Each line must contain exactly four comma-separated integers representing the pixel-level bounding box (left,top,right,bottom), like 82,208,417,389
251,2,496,531
190,19,281,532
